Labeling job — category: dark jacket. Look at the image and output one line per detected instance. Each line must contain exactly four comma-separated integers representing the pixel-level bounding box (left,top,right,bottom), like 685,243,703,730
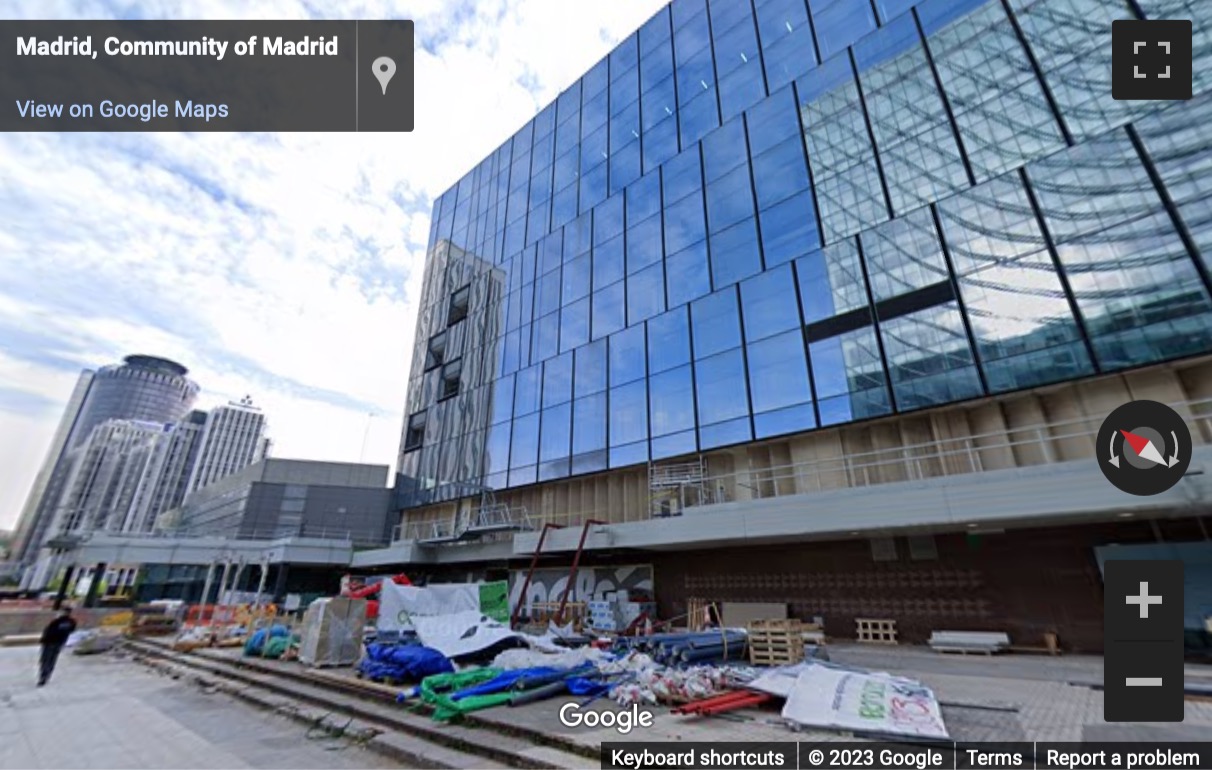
41,616,77,647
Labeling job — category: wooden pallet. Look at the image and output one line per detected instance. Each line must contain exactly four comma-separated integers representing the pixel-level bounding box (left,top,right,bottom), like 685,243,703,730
931,646,995,656
686,597,712,632
747,619,806,666
855,618,898,645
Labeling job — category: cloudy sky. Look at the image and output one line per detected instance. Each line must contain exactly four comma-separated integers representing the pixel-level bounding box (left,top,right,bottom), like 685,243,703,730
0,0,666,532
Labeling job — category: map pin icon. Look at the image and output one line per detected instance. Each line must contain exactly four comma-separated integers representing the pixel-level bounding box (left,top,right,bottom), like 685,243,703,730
372,56,396,95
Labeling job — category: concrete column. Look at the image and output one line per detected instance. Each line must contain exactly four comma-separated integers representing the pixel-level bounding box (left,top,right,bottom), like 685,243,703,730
253,557,270,607
52,564,75,610
198,561,217,608
272,564,290,603
82,562,106,608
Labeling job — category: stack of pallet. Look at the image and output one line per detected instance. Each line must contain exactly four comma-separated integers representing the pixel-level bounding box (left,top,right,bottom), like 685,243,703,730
747,619,806,666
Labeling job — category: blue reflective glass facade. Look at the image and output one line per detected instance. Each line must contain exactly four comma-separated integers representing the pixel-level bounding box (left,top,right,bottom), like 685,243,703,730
401,0,1212,505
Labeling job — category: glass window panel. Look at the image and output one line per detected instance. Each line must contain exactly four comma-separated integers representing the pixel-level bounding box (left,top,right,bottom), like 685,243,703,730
580,124,609,170
537,267,562,315
760,190,821,267
563,253,591,303
1028,130,1176,237
699,417,753,450
709,0,753,35
582,91,609,135
594,234,625,288
810,0,877,60
627,214,665,273
753,403,816,439
542,351,573,408
752,136,810,209
611,101,642,151
1009,0,1150,141
532,312,560,361
664,190,708,255
754,0,811,46
628,261,667,324
860,208,950,301
641,7,673,53
875,0,918,23
642,75,678,129
747,329,815,414
762,24,818,92
560,297,590,353
719,61,768,121
796,240,870,322
609,380,649,446
484,422,511,476
677,49,717,103
674,2,712,61
928,2,1065,183
879,302,984,409
679,90,721,149
648,306,692,374
572,393,607,454
610,324,648,386
692,286,743,357
509,412,539,469
663,145,704,205
809,327,893,425
514,364,541,416
741,264,801,342
709,217,763,288
592,281,626,339
539,403,572,462
611,32,639,76
714,17,762,74
595,195,625,244
579,164,608,214
667,241,714,308
937,175,1094,392
1135,93,1212,273
628,170,663,224
552,186,578,232
797,56,888,243
585,55,609,96
706,164,756,233
610,143,643,196
702,118,749,181
644,119,681,173
651,430,699,460
695,348,751,424
490,374,515,425
747,87,801,157
1052,211,1212,371
611,68,639,112
574,337,608,398
565,211,593,257
649,364,696,436
641,45,675,92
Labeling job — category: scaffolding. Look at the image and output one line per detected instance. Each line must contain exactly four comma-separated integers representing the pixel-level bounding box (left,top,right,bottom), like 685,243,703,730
404,488,534,546
647,456,713,518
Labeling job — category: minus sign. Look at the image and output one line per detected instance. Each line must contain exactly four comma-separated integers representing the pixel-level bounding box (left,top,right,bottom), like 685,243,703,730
1125,678,1163,686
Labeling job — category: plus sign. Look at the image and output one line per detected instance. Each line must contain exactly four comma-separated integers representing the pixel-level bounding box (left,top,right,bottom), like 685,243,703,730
1126,581,1163,619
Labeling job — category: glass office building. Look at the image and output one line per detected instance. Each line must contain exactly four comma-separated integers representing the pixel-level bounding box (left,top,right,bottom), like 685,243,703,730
401,0,1212,508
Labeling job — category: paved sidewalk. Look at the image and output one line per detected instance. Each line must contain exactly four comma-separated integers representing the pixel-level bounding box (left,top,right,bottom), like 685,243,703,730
0,646,396,769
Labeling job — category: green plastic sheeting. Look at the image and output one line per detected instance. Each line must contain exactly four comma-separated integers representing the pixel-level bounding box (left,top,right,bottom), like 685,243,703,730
262,637,291,659
419,668,508,722
478,581,509,623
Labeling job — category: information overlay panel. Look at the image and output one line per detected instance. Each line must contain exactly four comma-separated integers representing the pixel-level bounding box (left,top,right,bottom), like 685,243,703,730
601,742,1212,770
0,20,413,131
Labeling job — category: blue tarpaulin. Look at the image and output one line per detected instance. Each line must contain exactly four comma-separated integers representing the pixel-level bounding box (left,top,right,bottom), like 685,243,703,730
448,666,568,700
243,625,290,655
358,643,454,682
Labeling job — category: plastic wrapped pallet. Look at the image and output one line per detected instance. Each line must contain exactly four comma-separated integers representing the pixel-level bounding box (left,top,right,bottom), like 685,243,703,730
298,597,367,667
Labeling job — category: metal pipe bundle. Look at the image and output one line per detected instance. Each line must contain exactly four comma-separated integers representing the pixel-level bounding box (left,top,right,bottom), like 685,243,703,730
614,630,748,666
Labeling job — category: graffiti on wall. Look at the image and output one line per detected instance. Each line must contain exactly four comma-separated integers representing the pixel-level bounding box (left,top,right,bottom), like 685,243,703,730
508,564,653,615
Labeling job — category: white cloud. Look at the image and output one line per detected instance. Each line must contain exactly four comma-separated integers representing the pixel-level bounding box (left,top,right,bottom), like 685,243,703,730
0,0,666,531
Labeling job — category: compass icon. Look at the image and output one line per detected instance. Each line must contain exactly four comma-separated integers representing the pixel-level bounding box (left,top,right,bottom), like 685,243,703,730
1098,400,1192,496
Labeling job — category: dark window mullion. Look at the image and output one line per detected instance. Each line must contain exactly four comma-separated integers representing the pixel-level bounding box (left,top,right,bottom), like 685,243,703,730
929,204,989,395
913,7,977,188
999,0,1074,147
848,48,896,221
855,236,899,411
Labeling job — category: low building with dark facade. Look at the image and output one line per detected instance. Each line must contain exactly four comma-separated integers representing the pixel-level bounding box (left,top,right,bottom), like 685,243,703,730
173,459,394,547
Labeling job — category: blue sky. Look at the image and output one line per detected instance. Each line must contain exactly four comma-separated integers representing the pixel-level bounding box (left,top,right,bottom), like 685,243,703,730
0,0,665,531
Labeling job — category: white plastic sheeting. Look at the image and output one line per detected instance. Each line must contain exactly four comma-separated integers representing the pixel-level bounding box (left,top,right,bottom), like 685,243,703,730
377,583,480,634
410,610,523,659
753,662,949,739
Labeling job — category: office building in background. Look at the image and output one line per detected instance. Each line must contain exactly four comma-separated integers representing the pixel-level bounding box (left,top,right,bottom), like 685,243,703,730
376,0,1212,651
10,355,199,569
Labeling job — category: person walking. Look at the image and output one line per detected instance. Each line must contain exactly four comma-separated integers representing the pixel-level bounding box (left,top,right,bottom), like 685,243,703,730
38,607,77,687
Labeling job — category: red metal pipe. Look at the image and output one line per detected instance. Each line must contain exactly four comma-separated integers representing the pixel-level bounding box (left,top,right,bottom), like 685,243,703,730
510,523,563,628
554,519,606,626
